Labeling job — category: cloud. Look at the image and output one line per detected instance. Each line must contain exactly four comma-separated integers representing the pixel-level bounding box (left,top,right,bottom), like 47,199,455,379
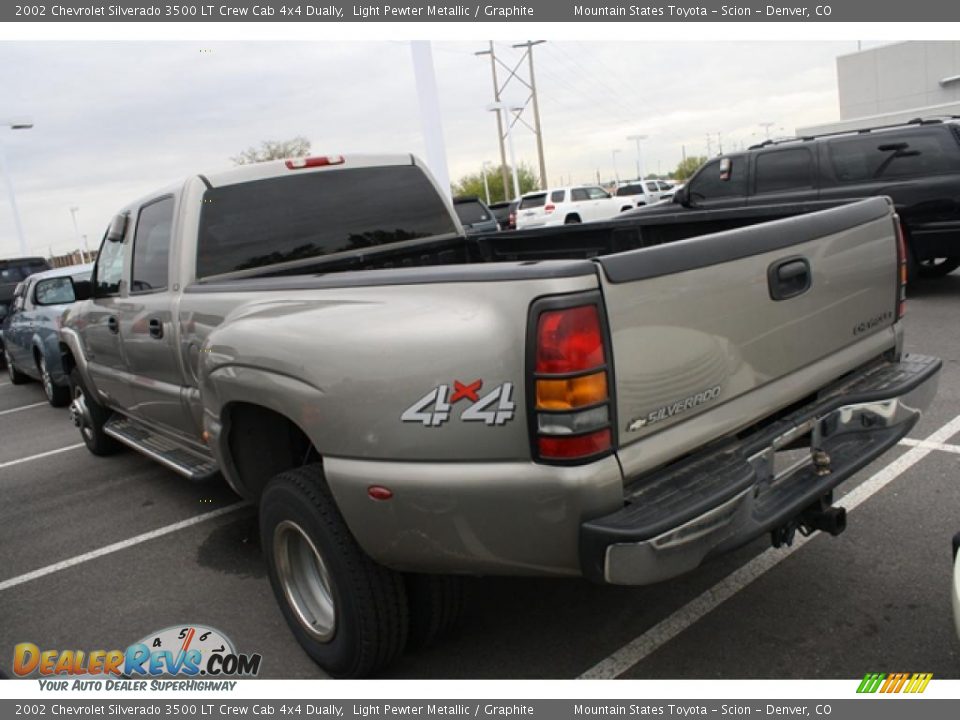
0,40,856,256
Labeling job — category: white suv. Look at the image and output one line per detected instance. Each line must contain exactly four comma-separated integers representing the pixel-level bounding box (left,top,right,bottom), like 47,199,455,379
614,179,675,210
515,185,622,228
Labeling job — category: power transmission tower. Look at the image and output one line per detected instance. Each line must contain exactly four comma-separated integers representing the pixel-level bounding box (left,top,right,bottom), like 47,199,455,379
512,40,547,189
476,40,549,194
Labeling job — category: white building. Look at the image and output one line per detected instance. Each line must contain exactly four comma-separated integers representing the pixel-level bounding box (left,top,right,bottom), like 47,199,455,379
799,41,960,135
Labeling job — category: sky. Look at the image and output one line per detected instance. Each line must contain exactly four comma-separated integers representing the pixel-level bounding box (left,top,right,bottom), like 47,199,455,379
0,39,880,257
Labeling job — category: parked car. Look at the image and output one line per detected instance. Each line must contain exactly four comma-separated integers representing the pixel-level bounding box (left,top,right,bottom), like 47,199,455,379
3,263,92,405
452,196,499,235
515,185,625,228
0,256,51,348
488,200,519,231
632,117,960,279
615,179,670,210
60,154,937,678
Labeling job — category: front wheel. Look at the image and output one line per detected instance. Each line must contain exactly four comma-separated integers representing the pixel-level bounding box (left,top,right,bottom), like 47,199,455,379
260,463,409,678
69,368,122,456
40,354,70,407
917,256,960,278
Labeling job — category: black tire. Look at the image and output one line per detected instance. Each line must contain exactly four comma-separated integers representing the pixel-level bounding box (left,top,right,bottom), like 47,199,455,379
4,349,30,385
68,368,122,456
564,214,581,224
260,463,408,678
917,256,960,278
405,574,465,651
39,353,70,407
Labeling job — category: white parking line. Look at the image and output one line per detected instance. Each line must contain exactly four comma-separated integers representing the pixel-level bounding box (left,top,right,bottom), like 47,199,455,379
899,437,960,455
0,401,47,416
579,413,960,680
0,502,251,593
0,443,85,470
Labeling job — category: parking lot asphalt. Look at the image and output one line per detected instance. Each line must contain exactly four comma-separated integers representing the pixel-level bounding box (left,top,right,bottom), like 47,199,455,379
1,273,958,680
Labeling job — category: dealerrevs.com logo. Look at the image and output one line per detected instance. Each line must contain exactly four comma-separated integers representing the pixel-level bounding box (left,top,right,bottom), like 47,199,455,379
13,624,262,689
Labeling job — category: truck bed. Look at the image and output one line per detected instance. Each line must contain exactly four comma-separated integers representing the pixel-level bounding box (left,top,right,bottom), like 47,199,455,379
189,198,881,288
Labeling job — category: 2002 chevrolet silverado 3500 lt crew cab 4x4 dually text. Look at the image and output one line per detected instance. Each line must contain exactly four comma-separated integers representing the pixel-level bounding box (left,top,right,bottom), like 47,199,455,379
59,154,941,677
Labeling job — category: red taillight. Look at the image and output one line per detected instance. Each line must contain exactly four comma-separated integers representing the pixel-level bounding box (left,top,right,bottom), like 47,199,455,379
536,306,604,375
285,155,345,170
532,302,613,462
538,428,612,460
894,215,907,320
544,203,556,214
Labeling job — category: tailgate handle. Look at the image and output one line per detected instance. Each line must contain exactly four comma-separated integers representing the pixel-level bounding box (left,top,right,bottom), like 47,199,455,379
768,257,811,301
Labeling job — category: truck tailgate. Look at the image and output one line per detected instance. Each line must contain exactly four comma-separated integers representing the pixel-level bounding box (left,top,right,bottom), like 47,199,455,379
596,197,898,457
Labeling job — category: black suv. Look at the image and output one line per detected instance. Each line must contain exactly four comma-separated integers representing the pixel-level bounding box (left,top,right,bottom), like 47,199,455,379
645,117,960,278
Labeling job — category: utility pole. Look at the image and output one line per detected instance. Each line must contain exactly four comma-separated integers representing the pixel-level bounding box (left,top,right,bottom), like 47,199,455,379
512,40,547,188
706,134,713,157
759,121,776,140
475,42,510,198
717,132,723,155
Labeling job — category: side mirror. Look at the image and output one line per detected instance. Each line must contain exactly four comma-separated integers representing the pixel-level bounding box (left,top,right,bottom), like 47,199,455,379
673,185,690,207
72,279,92,302
106,213,128,243
34,277,77,306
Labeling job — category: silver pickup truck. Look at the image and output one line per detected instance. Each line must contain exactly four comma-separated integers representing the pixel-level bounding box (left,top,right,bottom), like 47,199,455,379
60,154,940,678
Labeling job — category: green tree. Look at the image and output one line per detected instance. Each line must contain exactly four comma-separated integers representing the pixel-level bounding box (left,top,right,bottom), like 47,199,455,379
232,136,311,165
452,163,540,203
673,155,708,182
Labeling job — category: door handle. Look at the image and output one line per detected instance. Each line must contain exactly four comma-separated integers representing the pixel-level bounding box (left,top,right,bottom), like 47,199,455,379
768,257,812,301
107,316,119,334
148,318,164,339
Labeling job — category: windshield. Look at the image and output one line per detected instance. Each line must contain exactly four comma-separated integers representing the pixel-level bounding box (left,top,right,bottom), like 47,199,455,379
454,200,492,225
0,261,49,284
519,194,547,209
196,165,458,278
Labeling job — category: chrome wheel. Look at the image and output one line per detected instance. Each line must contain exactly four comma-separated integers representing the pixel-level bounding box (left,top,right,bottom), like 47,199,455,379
274,519,337,642
39,355,54,401
70,384,94,441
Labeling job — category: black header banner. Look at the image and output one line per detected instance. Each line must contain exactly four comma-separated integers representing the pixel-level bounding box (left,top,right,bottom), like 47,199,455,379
6,0,960,22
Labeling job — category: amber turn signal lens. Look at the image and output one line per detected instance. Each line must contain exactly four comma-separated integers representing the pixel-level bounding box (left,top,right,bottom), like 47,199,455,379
536,371,607,410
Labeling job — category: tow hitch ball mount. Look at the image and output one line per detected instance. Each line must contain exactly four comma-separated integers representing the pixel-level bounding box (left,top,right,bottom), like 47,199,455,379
771,493,847,549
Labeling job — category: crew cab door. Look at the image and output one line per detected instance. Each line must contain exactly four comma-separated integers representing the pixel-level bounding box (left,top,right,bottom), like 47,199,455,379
80,224,137,410
117,195,196,438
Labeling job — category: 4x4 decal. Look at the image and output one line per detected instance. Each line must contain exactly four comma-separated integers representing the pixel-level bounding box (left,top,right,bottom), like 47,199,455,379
401,380,516,427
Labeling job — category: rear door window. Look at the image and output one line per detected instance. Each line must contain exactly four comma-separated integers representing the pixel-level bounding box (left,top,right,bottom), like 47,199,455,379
827,131,955,182
754,148,815,194
570,189,590,202
131,196,174,293
550,190,566,203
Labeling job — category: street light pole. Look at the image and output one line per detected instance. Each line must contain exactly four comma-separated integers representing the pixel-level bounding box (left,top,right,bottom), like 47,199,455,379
70,206,90,262
626,134,647,180
611,149,621,185
0,119,32,256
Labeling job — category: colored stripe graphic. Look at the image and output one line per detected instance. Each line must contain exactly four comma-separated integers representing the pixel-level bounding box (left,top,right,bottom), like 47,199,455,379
857,672,932,693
